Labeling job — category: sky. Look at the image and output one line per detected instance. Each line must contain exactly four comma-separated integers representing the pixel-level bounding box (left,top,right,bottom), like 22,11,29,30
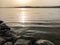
0,0,60,7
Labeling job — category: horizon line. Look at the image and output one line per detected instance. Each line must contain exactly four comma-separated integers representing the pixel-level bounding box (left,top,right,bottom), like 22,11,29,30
0,6,60,8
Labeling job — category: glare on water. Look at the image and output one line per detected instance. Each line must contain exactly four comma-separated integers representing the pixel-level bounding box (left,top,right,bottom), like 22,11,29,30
0,8,60,23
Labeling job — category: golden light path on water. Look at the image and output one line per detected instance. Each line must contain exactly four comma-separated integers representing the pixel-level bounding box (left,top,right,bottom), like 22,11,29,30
19,8,28,27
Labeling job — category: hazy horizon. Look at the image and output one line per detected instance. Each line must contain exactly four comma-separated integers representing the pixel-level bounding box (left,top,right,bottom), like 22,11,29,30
0,0,60,7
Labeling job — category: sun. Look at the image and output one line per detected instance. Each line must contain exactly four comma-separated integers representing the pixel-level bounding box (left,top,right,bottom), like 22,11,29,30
17,0,29,3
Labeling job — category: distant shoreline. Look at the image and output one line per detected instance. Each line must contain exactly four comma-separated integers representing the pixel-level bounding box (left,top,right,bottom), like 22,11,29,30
0,6,60,8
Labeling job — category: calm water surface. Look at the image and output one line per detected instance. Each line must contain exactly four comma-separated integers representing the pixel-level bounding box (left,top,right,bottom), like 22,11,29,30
0,8,60,33
0,8,60,23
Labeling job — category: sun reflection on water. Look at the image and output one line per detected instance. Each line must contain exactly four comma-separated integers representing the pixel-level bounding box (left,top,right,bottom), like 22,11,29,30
19,8,27,23
20,12,26,23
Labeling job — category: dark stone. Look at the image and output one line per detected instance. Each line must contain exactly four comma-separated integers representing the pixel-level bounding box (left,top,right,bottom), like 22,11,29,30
4,42,13,45
36,39,54,45
14,39,31,45
0,20,3,24
0,37,6,45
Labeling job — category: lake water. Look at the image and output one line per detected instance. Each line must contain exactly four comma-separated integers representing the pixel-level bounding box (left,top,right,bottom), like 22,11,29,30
0,8,60,45
0,8,60,23
0,8,60,27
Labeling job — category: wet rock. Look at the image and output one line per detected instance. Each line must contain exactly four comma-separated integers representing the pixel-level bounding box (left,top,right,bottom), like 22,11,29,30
36,39,54,45
4,42,12,45
0,37,6,44
14,39,31,45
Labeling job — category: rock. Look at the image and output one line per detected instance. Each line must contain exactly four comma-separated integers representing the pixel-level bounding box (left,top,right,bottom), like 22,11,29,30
4,42,12,45
36,39,54,45
14,39,31,45
0,37,6,44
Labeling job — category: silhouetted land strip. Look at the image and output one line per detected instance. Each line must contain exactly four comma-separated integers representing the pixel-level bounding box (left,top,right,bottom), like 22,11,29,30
0,6,60,8
15,6,60,8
